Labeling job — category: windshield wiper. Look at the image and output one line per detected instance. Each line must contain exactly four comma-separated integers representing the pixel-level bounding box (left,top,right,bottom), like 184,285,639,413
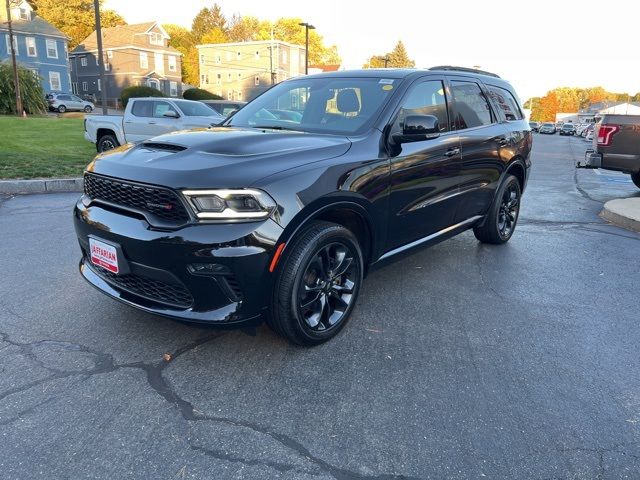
252,125,302,132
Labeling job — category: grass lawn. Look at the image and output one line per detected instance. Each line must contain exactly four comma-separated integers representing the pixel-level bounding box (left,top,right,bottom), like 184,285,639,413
0,116,96,179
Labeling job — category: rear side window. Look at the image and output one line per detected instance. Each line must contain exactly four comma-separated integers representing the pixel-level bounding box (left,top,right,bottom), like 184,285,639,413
392,80,449,135
450,81,493,129
131,100,153,117
487,86,523,121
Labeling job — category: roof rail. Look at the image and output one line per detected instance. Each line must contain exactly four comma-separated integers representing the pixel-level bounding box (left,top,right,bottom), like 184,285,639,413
428,65,501,78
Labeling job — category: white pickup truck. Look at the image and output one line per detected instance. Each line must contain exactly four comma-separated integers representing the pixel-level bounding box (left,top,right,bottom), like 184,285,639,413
84,97,225,152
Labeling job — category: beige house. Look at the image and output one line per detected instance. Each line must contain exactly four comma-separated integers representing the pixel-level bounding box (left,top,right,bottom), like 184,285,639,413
70,22,182,106
196,40,306,101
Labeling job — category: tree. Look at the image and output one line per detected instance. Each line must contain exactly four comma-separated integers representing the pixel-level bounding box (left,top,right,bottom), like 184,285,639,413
363,41,415,68
0,62,47,114
200,27,228,44
32,0,126,49
163,24,199,85
227,15,264,42
191,3,226,43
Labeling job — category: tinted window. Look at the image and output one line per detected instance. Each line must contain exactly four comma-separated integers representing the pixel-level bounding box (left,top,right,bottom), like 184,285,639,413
71,95,83,102
172,100,218,117
153,101,173,118
392,80,449,135
131,100,153,117
450,81,493,129
487,86,523,121
57,95,71,101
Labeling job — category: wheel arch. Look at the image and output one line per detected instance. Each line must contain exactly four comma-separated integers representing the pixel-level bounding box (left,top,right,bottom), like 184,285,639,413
504,157,527,193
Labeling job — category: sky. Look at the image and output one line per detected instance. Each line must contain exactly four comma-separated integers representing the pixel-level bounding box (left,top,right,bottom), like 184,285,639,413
104,0,640,102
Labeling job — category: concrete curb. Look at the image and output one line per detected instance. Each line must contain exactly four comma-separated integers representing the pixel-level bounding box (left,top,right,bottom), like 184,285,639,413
0,177,83,194
601,198,640,232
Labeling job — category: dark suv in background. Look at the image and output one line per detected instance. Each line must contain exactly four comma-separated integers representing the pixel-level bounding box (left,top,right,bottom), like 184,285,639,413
74,66,532,345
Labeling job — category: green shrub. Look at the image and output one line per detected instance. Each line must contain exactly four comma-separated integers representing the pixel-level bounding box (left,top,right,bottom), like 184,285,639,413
0,61,47,115
120,86,166,108
182,88,222,101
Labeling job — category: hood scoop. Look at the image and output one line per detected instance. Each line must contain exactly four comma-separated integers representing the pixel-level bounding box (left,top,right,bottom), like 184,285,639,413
139,142,187,153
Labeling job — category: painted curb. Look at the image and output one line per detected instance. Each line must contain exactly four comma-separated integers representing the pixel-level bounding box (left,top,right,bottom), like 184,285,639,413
0,177,83,194
601,198,640,233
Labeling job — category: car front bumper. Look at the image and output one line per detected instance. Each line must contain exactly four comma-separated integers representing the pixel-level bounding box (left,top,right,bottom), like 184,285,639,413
73,196,283,325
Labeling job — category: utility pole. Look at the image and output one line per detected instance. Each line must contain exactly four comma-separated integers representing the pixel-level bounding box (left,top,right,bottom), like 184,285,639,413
383,56,389,68
93,0,108,115
5,0,23,116
298,22,315,75
268,45,275,85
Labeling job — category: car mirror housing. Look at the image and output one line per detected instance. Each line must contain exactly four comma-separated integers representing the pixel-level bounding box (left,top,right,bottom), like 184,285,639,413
392,114,441,144
163,110,180,119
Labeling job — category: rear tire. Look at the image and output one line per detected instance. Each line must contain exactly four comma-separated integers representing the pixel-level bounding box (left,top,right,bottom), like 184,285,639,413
474,174,521,244
57,105,66,113
269,221,363,346
631,172,640,189
97,134,119,153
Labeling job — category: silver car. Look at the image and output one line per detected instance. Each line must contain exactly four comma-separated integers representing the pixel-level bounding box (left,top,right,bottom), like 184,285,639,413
46,93,95,113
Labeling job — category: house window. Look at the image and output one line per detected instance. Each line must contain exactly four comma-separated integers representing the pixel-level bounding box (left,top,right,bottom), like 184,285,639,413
200,54,204,64
168,55,176,72
26,37,36,57
82,81,88,91
227,73,231,82
104,60,110,71
139,52,148,69
215,54,221,64
81,57,87,67
238,91,242,100
107,50,113,58
49,71,61,91
237,51,241,59
254,75,259,86
255,50,259,60
154,53,164,74
97,79,101,91
46,39,58,58
19,8,28,20
227,91,232,100
216,73,221,86
169,81,177,97
200,73,208,84
237,73,241,80
5,34,18,55
149,32,163,46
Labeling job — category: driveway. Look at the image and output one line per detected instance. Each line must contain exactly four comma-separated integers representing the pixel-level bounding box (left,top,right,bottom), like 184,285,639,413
0,134,639,479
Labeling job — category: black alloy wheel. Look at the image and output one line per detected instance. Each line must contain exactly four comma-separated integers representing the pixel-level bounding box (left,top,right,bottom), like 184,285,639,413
473,174,521,244
297,242,357,332
97,134,119,153
270,221,363,346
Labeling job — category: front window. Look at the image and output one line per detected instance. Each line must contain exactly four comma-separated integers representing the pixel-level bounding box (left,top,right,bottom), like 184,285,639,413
169,81,178,97
172,100,218,116
46,39,58,58
226,76,398,135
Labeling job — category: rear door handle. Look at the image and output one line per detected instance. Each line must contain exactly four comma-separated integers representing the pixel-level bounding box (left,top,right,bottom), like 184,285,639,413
444,147,460,157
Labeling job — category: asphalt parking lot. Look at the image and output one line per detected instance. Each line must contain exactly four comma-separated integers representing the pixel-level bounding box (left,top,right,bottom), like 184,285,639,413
1,134,639,479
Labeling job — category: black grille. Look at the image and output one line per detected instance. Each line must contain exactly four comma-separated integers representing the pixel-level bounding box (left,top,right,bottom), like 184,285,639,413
92,265,193,309
84,174,190,224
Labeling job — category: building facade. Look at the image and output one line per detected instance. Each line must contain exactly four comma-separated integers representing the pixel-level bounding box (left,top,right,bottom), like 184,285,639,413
196,40,306,101
70,22,182,106
0,0,70,93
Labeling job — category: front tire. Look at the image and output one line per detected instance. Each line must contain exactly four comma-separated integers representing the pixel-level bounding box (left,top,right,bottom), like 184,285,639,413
96,134,119,153
270,221,363,346
474,174,521,244
84,105,93,113
631,172,640,189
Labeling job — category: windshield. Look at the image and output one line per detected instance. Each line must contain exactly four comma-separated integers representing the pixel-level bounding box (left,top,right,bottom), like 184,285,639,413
563,124,573,128
173,100,220,117
226,76,398,135
543,123,553,127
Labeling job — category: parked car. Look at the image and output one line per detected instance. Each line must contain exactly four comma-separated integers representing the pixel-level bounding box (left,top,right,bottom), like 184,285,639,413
559,123,576,136
575,123,588,136
555,121,564,130
528,121,540,132
84,98,225,152
74,67,532,345
577,114,640,189
582,123,595,138
539,122,556,134
46,93,94,113
585,128,595,142
201,100,247,117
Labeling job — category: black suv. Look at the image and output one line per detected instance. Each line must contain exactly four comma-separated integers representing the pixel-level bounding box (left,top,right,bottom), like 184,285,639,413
74,67,532,345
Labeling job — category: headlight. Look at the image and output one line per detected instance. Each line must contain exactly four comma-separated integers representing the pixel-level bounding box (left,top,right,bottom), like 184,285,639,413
182,189,277,221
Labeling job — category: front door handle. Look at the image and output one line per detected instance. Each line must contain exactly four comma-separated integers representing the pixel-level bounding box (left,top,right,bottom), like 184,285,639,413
444,147,460,157
148,121,157,125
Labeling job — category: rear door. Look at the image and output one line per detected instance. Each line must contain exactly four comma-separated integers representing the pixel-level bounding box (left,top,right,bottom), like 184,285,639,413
446,77,509,222
386,77,462,250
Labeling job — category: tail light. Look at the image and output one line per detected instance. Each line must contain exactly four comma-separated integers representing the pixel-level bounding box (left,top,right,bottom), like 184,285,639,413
597,124,620,146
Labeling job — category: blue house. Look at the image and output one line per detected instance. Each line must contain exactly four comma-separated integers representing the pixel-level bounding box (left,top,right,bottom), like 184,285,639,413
0,0,70,93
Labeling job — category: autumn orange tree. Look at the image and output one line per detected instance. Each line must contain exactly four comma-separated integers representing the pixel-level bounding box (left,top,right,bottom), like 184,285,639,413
529,86,634,121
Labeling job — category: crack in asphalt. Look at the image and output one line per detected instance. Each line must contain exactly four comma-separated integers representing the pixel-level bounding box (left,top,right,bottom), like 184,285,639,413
0,328,420,480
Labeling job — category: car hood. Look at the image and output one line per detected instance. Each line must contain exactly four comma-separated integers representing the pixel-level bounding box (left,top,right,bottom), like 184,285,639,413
86,127,352,188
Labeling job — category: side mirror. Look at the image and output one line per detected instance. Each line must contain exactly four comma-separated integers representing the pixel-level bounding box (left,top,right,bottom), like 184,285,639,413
392,115,440,144
163,110,180,118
